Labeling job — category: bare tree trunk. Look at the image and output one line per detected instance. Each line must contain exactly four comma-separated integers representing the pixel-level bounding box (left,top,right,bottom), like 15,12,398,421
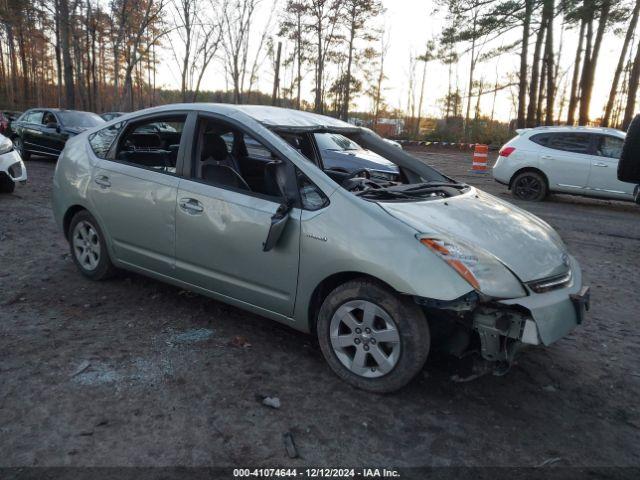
296,13,302,109
464,10,478,135
579,0,610,125
59,0,75,108
517,0,534,128
602,0,640,127
567,19,585,125
415,56,427,137
341,7,356,120
527,13,547,127
622,36,640,129
544,0,555,125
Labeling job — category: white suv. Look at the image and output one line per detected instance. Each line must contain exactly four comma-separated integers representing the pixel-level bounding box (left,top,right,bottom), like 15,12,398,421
493,126,638,203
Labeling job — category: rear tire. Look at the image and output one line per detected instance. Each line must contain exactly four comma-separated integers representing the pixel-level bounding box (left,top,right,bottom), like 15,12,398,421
0,172,15,193
13,137,30,161
68,210,117,280
317,279,430,393
511,171,548,202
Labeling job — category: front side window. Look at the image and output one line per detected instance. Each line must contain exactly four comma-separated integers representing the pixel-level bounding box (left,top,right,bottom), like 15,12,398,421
194,118,284,199
547,133,591,154
89,122,126,159
42,112,57,126
113,115,186,174
595,135,623,159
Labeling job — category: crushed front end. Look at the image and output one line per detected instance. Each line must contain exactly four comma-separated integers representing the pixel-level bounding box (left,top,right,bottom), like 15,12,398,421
416,255,589,370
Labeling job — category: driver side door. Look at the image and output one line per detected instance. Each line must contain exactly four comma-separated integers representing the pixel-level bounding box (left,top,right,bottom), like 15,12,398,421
174,113,301,317
40,111,67,155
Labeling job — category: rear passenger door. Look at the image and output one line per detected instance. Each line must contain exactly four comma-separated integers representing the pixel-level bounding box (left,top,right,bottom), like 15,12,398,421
537,132,592,193
87,112,194,275
587,134,635,200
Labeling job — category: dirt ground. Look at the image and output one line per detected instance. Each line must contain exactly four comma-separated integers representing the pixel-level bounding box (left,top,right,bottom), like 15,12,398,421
1,147,639,469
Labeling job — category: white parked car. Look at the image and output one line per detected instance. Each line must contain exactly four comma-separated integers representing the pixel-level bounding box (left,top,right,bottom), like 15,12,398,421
493,126,638,203
0,133,26,193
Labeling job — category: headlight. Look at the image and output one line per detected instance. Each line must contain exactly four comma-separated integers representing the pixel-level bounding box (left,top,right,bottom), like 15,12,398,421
0,136,12,155
419,235,526,299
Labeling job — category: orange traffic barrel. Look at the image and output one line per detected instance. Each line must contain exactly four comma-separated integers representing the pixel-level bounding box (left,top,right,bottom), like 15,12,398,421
471,144,488,173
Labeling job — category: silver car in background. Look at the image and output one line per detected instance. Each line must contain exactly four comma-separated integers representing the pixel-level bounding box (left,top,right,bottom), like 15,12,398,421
52,104,590,392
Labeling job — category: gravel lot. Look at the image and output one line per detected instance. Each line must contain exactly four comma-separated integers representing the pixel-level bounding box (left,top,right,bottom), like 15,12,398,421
1,147,639,469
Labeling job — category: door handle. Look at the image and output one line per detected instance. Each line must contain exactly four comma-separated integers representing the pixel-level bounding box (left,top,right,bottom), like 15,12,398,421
179,198,204,214
593,162,608,167
94,175,111,188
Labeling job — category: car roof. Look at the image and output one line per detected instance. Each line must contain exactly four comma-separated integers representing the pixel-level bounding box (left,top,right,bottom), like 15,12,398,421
516,126,625,137
118,103,355,131
25,108,98,115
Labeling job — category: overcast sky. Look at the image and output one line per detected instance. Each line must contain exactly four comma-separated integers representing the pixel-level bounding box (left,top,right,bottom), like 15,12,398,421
157,0,626,122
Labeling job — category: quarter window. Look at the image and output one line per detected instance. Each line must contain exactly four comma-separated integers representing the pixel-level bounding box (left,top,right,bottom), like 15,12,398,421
297,170,328,210
547,133,591,154
595,135,623,159
89,122,125,159
530,133,550,146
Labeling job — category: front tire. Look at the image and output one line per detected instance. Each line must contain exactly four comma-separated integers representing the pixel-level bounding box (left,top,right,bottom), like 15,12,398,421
0,173,15,193
13,137,30,161
512,171,548,201
317,279,430,393
68,210,116,280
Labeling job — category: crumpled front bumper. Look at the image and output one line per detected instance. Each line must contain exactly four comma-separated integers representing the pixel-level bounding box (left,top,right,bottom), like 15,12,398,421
498,255,587,346
0,150,27,183
470,255,588,363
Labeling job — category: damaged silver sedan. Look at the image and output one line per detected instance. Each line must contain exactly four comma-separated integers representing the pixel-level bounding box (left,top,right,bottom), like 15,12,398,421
52,104,590,392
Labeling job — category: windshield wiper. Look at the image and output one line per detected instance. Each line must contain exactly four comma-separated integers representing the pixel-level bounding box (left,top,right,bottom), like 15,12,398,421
354,188,432,200
404,181,468,191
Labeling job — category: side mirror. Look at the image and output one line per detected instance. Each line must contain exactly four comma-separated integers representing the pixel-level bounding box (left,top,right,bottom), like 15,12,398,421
263,199,293,252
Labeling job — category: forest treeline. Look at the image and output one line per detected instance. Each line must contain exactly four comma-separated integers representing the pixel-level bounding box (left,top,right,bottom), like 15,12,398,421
1,0,639,139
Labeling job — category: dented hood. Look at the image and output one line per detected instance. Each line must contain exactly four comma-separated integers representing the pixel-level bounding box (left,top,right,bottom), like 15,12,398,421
379,188,570,282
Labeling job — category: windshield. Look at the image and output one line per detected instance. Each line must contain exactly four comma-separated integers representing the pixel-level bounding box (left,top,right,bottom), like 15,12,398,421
314,133,361,151
59,111,105,128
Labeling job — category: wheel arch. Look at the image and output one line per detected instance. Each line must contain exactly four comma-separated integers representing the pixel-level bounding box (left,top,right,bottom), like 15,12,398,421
508,166,550,191
306,271,399,337
63,204,89,240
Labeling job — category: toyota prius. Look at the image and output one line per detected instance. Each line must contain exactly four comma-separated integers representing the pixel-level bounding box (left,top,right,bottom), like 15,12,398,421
52,104,590,392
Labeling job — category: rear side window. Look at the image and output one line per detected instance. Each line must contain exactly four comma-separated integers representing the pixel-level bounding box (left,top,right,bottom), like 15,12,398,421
114,116,186,174
24,111,43,124
594,135,623,159
89,122,125,158
547,133,591,154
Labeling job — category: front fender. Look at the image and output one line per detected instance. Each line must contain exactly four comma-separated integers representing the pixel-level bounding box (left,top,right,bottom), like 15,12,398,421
292,190,473,330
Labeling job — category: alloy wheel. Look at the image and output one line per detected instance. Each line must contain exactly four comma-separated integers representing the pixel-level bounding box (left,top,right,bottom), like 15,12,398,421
72,220,101,271
329,299,401,378
514,175,542,200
